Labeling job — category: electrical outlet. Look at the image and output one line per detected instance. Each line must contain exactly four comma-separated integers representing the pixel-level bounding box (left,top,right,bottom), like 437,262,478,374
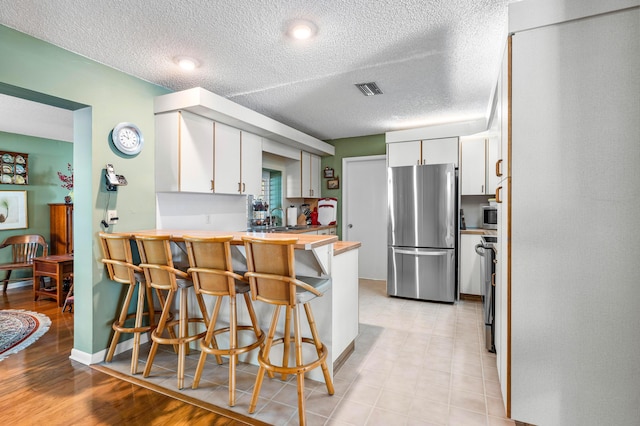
107,210,119,225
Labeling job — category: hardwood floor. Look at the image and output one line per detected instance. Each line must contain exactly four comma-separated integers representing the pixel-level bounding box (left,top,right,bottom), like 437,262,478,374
0,285,263,425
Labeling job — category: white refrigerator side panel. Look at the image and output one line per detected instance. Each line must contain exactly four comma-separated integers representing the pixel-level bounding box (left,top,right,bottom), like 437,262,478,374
511,9,640,426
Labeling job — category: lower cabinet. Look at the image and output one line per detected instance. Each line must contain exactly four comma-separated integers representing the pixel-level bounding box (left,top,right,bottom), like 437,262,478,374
460,233,481,295
49,203,73,255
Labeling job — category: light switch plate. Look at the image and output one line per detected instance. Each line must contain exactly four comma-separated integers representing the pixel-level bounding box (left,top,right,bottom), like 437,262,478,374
107,210,118,224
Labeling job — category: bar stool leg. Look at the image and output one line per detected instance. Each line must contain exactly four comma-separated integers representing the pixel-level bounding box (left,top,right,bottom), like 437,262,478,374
304,303,334,395
249,305,281,414
130,281,146,374
229,295,237,406
176,287,189,389
243,293,272,379
144,289,175,378
282,306,291,381
105,283,136,363
294,304,306,426
192,301,219,389
209,296,224,365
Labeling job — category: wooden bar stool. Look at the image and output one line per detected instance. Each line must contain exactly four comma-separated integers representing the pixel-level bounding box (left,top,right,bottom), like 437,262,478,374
183,235,265,406
99,232,155,375
135,234,208,389
242,236,334,425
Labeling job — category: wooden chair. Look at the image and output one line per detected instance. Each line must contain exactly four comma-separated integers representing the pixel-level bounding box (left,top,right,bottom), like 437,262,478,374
135,234,208,389
0,234,48,293
184,235,265,406
242,236,334,425
99,232,157,374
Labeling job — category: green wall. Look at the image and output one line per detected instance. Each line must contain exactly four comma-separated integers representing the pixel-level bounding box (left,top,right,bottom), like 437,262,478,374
0,133,73,275
0,25,170,356
321,134,386,238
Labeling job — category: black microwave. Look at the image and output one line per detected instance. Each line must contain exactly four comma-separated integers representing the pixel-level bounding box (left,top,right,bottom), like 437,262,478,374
482,206,498,229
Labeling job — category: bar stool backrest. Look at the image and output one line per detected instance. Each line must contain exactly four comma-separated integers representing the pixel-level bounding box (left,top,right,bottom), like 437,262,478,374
135,235,180,291
183,235,240,297
242,236,299,306
99,232,138,285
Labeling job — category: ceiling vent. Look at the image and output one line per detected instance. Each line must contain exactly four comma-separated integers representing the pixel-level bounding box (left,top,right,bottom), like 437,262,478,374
355,82,383,96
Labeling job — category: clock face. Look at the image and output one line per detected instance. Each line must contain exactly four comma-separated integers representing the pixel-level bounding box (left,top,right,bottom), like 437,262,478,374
111,122,144,155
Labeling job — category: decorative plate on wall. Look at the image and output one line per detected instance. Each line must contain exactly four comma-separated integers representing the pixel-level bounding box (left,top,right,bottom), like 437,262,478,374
0,151,28,185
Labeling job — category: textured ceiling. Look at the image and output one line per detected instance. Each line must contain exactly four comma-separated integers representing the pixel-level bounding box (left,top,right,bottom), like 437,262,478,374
0,0,510,140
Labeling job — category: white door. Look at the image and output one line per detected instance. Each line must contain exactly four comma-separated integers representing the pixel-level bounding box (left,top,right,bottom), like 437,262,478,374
343,155,387,280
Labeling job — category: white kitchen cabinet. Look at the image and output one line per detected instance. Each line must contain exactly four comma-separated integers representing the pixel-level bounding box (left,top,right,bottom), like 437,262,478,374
460,135,500,196
155,111,262,195
240,132,262,195
213,123,262,195
317,227,336,236
387,137,459,167
286,151,321,198
460,234,482,295
155,110,214,193
460,137,486,195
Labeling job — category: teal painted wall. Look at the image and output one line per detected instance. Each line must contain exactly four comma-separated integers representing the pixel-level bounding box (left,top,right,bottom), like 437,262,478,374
0,132,73,276
0,25,170,355
321,134,386,238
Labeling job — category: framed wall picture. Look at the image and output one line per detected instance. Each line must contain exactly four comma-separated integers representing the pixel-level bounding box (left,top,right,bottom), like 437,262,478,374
323,167,334,178
327,177,339,190
0,190,28,230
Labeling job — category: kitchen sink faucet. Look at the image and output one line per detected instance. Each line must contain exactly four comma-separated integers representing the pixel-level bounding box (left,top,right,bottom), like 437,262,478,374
269,207,284,226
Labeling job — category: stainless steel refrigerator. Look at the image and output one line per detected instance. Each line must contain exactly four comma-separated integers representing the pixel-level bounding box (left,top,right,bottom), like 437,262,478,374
387,163,457,302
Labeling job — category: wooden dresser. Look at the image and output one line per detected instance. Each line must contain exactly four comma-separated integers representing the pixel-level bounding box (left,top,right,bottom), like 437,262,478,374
49,203,73,255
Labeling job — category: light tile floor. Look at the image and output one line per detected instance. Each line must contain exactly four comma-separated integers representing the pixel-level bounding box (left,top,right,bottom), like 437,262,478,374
106,279,515,425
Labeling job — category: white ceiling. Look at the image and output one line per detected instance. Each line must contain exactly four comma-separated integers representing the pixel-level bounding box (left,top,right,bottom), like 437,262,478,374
0,0,511,141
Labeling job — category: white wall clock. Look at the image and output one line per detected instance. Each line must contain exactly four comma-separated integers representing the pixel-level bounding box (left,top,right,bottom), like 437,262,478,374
111,122,144,156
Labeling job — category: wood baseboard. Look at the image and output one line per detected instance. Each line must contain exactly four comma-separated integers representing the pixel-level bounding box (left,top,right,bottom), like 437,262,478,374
460,293,482,302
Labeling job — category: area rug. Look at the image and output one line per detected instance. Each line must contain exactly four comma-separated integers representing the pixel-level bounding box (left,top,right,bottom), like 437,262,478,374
0,309,51,361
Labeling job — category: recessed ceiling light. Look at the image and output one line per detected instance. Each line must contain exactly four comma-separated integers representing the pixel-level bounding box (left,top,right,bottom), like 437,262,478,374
174,56,199,71
287,20,317,40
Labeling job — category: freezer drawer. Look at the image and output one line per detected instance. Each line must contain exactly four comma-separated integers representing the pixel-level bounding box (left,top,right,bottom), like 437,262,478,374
387,246,456,302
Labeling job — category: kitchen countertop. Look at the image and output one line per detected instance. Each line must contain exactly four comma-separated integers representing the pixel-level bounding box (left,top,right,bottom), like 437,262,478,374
247,224,336,234
122,228,358,255
333,241,361,256
460,228,497,235
123,229,339,250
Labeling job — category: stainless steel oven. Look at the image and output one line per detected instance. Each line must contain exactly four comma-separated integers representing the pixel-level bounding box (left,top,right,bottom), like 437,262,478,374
476,235,497,353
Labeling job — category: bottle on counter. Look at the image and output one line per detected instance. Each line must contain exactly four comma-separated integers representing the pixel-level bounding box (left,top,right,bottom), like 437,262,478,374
310,207,319,226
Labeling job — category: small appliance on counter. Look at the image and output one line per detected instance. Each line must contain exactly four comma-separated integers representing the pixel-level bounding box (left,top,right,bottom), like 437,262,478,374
482,205,497,230
317,197,337,225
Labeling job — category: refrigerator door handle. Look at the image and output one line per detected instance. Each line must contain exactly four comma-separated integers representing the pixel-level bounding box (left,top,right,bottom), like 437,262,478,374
394,249,450,256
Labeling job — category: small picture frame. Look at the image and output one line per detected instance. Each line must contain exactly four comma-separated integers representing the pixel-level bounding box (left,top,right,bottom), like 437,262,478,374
327,177,339,190
0,190,28,230
323,167,334,178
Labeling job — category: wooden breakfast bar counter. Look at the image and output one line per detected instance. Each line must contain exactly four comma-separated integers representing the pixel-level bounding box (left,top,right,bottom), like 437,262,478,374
120,229,360,382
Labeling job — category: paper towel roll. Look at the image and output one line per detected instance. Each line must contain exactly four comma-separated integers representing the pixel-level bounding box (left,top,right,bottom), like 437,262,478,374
287,206,297,227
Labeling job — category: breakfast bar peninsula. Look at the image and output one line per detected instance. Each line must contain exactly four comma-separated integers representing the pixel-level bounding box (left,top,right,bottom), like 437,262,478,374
124,229,360,382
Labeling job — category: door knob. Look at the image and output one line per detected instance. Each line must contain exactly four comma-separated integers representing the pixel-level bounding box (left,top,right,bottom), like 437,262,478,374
348,224,353,228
